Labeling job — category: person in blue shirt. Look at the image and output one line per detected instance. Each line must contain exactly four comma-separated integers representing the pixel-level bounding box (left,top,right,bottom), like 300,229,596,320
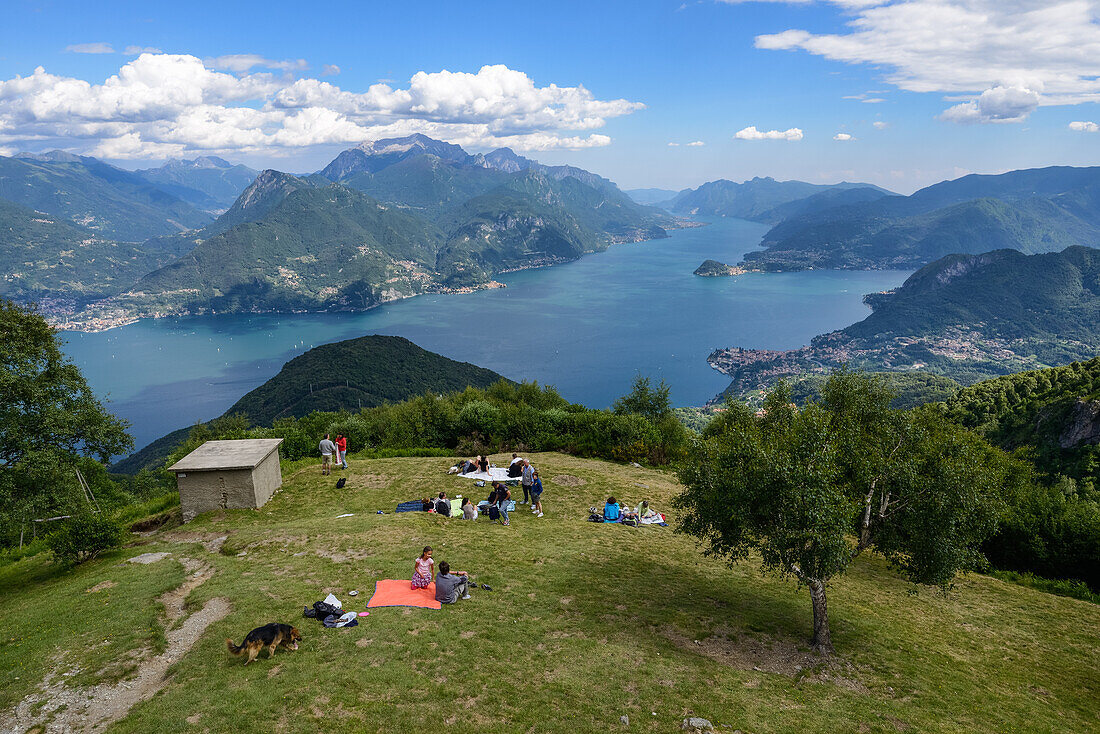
603,496,621,522
530,471,544,518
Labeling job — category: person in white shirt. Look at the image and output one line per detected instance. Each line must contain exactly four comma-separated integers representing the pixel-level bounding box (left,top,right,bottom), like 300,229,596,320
318,434,336,476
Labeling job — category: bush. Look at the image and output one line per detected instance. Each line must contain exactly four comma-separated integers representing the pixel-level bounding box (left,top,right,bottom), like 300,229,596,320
46,513,124,566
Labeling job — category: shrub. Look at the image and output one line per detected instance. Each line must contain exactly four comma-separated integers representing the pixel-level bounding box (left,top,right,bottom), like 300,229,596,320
46,513,124,566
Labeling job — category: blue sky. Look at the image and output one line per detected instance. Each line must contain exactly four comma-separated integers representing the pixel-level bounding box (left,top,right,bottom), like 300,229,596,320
2,0,1098,193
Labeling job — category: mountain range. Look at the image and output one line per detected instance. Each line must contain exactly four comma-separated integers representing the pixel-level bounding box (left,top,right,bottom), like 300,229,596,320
740,166,1100,271
44,135,675,325
657,177,893,223
709,245,1100,396
134,156,259,213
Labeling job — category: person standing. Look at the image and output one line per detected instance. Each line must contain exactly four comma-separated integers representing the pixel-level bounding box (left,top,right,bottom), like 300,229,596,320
318,434,336,476
531,471,544,518
521,459,535,506
496,482,511,526
335,434,348,470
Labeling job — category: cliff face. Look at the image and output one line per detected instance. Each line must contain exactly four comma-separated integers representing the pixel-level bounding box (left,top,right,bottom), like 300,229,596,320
1060,399,1100,449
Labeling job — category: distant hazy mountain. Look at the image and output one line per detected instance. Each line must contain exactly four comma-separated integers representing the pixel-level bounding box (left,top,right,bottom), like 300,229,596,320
134,156,258,212
662,177,891,222
0,198,175,304
626,188,679,205
710,245,1100,395
745,166,1100,271
0,152,213,241
319,134,475,180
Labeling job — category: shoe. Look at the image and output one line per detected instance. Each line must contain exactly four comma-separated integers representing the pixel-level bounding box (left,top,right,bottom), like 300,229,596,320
481,584,492,591
537,512,543,518
530,504,535,510
462,594,471,600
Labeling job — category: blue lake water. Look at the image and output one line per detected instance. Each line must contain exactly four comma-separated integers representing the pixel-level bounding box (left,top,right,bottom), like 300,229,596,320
60,217,910,450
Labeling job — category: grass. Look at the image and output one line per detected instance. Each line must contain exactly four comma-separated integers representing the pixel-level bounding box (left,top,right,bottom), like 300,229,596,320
2,452,1098,733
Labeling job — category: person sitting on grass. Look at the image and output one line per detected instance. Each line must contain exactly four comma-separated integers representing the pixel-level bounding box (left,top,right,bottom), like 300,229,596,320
603,496,622,523
531,470,544,518
476,455,490,473
462,497,478,520
434,561,472,604
412,546,434,589
435,492,452,516
636,500,658,519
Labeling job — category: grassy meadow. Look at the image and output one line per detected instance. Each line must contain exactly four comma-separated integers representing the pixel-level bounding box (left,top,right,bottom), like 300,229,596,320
1,452,1098,733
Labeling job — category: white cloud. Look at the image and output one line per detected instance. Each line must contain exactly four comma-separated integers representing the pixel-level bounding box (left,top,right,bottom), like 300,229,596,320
872,121,889,129
747,1,1100,122
321,64,341,77
65,43,115,54
734,125,803,141
668,142,680,146
939,84,1041,124
1070,120,1099,132
686,140,705,146
125,46,163,55
862,98,885,104
206,54,309,73
833,132,854,141
0,55,641,158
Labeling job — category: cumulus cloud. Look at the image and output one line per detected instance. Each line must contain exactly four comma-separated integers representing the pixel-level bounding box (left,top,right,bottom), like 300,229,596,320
745,1,1100,122
0,55,642,158
734,126,803,141
321,64,341,76
125,46,163,55
939,84,1041,124
1070,120,1099,132
833,132,854,141
65,43,115,54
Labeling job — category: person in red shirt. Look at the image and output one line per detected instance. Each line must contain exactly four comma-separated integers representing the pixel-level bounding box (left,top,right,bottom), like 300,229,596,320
335,434,348,470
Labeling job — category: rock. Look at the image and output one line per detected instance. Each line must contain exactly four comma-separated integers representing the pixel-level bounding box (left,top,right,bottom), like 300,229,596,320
126,552,170,565
681,718,714,732
620,714,629,725
1058,399,1100,448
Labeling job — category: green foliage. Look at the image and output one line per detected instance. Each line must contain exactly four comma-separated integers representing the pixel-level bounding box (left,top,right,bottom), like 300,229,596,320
675,370,1014,651
986,570,1100,604
613,376,672,421
0,301,132,543
45,513,124,565
785,371,961,410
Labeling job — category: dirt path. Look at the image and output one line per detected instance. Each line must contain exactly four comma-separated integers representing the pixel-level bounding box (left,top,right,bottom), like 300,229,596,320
1,556,230,733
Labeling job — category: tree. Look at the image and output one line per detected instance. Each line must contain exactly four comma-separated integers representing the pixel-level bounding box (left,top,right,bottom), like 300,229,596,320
613,376,672,421
0,301,132,542
674,369,1017,654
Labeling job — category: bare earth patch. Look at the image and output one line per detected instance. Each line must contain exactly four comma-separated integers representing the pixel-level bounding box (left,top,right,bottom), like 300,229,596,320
551,474,586,487
2,557,230,733
661,626,868,693
84,581,117,594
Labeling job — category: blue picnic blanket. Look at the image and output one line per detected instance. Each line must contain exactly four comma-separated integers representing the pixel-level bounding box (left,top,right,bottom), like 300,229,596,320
396,500,425,513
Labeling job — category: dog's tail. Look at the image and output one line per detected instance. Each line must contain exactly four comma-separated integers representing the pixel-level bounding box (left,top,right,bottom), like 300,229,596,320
226,638,244,655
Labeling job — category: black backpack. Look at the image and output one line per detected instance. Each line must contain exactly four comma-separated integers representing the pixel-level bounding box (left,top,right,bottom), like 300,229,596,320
335,477,347,489
487,505,501,521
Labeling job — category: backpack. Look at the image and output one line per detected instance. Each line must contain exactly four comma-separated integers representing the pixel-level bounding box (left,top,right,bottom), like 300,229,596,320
335,477,347,489
487,505,501,521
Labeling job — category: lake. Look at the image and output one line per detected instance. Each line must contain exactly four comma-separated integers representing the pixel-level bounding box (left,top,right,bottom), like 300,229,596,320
60,217,910,450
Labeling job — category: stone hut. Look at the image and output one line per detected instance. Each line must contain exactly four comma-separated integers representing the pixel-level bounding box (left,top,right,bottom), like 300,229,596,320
169,439,284,522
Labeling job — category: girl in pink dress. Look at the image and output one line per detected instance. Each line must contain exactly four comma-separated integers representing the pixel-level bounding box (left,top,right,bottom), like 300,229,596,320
411,546,434,589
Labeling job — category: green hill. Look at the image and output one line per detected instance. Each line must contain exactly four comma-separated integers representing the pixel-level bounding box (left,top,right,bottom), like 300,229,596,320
226,335,508,425
0,153,212,241
111,335,509,473
746,166,1100,270
0,199,175,303
4,453,1097,732
942,357,1100,485
709,246,1100,394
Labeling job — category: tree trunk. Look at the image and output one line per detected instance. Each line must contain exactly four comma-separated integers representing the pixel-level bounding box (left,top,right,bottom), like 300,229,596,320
809,580,833,655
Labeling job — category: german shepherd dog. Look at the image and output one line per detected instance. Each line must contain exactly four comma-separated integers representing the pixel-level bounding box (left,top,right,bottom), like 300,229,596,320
226,623,301,665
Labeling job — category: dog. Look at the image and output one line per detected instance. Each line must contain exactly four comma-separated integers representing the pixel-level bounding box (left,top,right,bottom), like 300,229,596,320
226,623,301,665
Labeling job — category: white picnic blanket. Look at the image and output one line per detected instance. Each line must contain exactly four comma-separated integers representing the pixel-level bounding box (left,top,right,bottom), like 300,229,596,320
457,467,514,482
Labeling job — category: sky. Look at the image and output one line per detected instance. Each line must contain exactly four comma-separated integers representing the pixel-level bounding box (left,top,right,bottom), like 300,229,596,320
1,0,1099,193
